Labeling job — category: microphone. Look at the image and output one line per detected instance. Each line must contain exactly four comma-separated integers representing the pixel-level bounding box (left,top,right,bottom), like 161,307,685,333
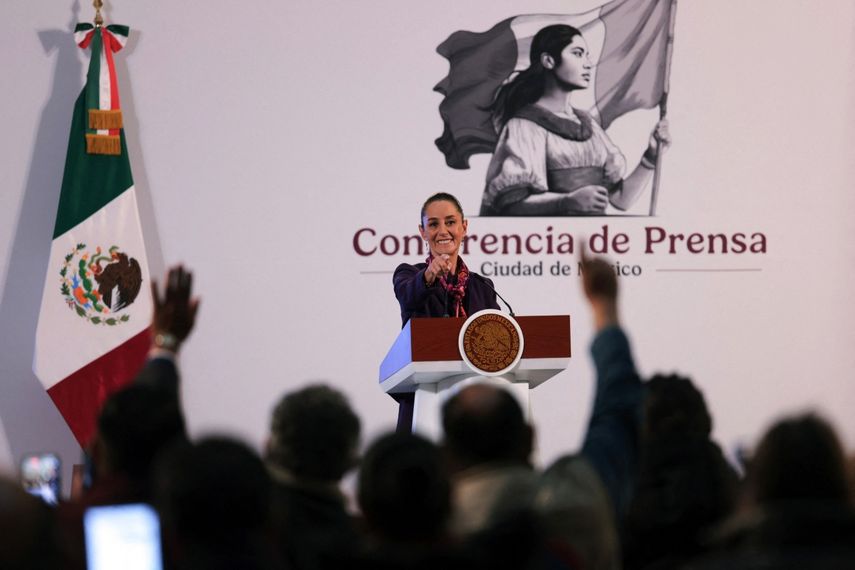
438,255,452,318
470,273,515,317
442,272,456,318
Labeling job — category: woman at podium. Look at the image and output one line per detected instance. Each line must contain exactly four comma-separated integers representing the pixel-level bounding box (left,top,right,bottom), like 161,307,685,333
393,193,499,325
391,193,500,430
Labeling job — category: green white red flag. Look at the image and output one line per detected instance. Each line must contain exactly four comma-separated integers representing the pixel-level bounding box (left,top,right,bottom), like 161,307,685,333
33,23,152,446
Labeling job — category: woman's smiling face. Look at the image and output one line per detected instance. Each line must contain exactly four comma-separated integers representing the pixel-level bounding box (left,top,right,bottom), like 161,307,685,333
419,199,467,257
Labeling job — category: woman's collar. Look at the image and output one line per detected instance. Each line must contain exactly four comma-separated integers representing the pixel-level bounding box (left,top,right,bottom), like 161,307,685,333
514,104,594,141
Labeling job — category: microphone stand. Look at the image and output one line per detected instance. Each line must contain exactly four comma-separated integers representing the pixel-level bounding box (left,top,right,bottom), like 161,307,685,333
470,273,515,317
442,273,454,317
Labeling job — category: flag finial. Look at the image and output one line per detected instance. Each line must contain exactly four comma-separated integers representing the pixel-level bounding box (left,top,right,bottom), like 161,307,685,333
93,0,104,27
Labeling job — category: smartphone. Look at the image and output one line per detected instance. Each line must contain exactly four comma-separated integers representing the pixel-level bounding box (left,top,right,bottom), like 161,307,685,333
20,452,62,506
84,503,164,570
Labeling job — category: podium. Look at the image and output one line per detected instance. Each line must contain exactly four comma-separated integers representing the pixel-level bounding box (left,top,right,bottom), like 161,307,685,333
379,314,571,439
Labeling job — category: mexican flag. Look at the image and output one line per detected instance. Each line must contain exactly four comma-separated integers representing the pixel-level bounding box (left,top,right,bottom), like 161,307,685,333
435,0,676,169
33,23,152,446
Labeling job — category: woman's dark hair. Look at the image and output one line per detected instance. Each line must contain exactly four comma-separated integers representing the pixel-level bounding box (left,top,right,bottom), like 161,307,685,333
420,192,464,226
747,413,850,506
491,24,582,126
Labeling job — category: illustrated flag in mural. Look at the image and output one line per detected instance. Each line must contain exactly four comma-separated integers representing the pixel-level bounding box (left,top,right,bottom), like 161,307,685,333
435,0,675,169
33,23,152,446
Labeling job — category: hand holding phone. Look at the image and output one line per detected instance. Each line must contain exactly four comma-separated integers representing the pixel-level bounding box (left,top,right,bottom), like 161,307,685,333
20,452,61,506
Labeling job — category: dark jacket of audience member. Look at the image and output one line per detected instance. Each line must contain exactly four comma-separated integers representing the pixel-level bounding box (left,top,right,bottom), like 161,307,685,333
442,384,538,537
536,455,620,570
154,436,282,570
0,476,60,570
356,432,475,570
441,385,560,570
266,384,362,570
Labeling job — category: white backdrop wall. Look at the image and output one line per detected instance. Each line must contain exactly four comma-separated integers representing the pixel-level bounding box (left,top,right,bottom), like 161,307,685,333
2,0,855,493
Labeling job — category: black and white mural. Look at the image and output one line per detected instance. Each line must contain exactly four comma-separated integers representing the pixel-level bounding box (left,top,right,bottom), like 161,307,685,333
435,2,674,216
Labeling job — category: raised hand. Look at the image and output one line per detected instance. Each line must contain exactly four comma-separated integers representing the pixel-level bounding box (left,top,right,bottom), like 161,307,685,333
150,265,200,351
580,243,618,330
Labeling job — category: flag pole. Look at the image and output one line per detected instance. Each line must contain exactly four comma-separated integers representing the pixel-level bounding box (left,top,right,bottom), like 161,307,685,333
93,0,104,27
648,0,678,217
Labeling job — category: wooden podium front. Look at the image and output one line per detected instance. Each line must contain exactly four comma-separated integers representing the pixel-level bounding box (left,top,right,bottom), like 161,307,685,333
379,315,571,438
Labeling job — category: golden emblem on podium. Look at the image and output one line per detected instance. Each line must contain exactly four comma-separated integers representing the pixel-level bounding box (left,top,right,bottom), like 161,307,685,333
458,310,524,376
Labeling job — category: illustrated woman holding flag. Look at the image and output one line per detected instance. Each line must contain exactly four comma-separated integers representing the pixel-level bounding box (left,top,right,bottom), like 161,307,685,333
479,24,670,216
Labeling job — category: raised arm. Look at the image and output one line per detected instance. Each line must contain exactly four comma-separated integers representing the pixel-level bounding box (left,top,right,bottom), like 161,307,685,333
579,248,642,518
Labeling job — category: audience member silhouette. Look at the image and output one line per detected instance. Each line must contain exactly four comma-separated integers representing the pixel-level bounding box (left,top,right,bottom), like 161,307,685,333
0,475,60,570
847,454,855,503
442,383,537,537
357,432,468,569
154,436,281,570
691,413,855,570
55,382,187,569
525,247,641,570
569,248,644,520
536,455,620,570
358,432,451,543
622,374,738,570
53,265,197,569
266,384,362,570
91,384,187,494
747,413,850,506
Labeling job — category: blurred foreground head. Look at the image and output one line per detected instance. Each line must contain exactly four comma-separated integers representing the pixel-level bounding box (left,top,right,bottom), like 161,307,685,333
748,412,850,506
95,383,187,482
358,432,451,543
537,455,620,570
267,384,361,483
643,373,712,439
442,383,533,470
154,437,276,569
